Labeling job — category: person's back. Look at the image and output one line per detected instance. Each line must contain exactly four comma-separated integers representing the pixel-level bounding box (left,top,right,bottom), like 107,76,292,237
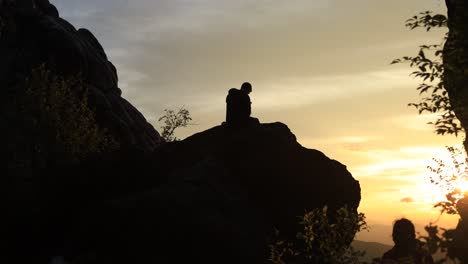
382,245,428,264
225,82,253,128
382,218,434,264
226,88,241,126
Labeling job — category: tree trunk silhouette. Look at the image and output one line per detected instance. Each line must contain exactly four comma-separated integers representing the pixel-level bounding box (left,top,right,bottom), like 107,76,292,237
443,0,468,149
444,1,468,262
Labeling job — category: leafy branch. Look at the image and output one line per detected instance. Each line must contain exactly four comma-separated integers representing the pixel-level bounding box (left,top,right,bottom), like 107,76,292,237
391,11,462,136
428,146,468,215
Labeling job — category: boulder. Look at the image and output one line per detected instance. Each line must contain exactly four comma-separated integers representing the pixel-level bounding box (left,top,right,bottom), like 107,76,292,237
1,3,162,262
60,123,361,264
0,0,162,154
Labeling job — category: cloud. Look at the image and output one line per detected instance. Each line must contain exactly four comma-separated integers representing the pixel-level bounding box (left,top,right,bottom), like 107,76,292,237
400,197,415,203
53,0,447,122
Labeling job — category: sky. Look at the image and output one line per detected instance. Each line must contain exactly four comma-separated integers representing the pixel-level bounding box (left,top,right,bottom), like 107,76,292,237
54,0,462,245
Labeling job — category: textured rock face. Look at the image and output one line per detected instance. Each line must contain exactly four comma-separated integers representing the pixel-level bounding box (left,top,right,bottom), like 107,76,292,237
0,0,162,153
157,122,361,223
443,0,468,149
60,123,361,264
1,2,161,262
4,123,361,264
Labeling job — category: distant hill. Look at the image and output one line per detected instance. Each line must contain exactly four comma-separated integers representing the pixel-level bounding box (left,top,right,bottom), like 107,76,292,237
352,240,392,262
352,240,458,263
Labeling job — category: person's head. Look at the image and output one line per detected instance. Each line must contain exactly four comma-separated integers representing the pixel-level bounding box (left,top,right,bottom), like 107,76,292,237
392,218,416,246
241,82,252,94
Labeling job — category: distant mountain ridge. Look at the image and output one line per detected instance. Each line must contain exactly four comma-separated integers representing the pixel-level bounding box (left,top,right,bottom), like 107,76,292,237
352,240,392,262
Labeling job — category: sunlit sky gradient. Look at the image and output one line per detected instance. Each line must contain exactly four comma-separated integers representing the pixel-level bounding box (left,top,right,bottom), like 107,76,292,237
54,0,461,245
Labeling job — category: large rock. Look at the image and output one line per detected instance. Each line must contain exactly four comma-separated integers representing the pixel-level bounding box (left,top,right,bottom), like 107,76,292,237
0,0,162,154
156,122,361,228
58,123,361,264
1,2,162,262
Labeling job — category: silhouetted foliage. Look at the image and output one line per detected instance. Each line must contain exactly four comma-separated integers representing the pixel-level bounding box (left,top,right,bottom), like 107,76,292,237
269,206,373,264
8,65,118,170
158,107,192,142
405,11,448,31
428,146,467,215
398,7,468,264
418,223,457,264
392,11,462,136
423,146,468,263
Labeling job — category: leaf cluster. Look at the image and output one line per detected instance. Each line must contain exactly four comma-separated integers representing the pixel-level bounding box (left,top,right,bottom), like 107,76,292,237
428,146,468,215
20,65,117,165
405,11,447,31
418,223,457,264
421,146,468,263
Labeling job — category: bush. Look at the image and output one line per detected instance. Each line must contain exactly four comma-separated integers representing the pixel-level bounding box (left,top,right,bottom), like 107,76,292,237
7,65,117,170
269,206,371,264
422,146,468,263
158,107,192,142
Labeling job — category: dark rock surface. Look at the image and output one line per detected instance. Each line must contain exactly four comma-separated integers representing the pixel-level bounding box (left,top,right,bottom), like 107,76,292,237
4,123,361,264
56,123,361,264
0,0,162,153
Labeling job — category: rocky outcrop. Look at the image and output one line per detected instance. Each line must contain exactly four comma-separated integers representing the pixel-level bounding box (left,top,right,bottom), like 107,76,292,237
0,0,162,154
1,2,161,262
4,123,361,264
48,123,361,264
156,122,361,228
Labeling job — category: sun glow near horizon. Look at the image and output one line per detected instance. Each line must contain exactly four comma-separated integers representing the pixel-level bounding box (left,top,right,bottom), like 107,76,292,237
301,135,463,242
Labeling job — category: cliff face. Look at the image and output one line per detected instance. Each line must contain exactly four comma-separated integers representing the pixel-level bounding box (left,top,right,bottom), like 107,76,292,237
58,123,361,264
157,122,361,260
156,122,361,228
1,1,361,263
0,0,162,156
5,123,362,264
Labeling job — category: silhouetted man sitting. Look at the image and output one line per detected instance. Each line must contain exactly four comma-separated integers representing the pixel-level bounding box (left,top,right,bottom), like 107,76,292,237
225,82,256,128
239,82,252,119
382,218,434,264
